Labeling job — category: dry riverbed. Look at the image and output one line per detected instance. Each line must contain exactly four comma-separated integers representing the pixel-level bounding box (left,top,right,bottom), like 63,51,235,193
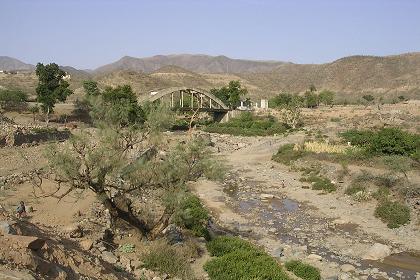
192,133,420,280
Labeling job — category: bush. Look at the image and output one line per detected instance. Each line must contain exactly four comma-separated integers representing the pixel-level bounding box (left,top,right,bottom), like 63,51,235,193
303,175,336,193
206,236,256,257
173,193,210,239
285,260,321,280
204,112,288,136
142,242,193,279
374,200,410,228
0,89,28,111
340,130,372,146
345,184,366,195
204,236,289,280
272,144,305,165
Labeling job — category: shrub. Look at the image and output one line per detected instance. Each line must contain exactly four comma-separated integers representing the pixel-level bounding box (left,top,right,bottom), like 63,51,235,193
374,200,410,228
204,112,288,136
0,89,28,111
272,144,305,165
204,236,289,280
345,184,366,195
173,193,210,239
142,242,193,279
340,130,372,146
373,187,390,201
206,236,256,257
303,175,336,193
368,128,419,157
285,260,321,280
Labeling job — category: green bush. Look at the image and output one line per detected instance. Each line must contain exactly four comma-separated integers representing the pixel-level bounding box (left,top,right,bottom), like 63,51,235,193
204,112,288,136
373,187,390,201
374,200,410,228
302,175,336,193
0,89,28,111
206,236,256,257
142,242,193,279
345,184,366,195
173,193,210,239
285,260,321,280
272,144,305,165
341,128,420,159
204,236,289,280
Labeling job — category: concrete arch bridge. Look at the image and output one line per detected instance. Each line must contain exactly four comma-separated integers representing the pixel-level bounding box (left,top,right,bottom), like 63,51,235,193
145,87,231,122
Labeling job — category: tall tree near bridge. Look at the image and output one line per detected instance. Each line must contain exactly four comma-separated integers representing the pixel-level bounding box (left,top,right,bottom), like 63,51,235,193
210,80,248,109
35,63,73,124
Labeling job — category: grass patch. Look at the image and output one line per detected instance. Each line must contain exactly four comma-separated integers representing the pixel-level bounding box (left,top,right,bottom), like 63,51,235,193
285,260,321,280
302,175,336,193
173,193,210,239
272,144,305,165
204,236,289,280
345,184,366,195
204,112,288,136
374,200,410,228
142,241,194,279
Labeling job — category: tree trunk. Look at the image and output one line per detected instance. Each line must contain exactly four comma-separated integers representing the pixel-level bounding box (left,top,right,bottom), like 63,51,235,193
98,191,150,237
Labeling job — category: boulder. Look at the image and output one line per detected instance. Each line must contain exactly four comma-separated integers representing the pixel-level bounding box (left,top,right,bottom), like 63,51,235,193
0,221,17,235
340,264,356,273
0,269,36,280
79,239,93,251
102,251,118,264
4,235,45,250
307,253,323,261
260,194,275,200
162,224,183,245
362,243,391,260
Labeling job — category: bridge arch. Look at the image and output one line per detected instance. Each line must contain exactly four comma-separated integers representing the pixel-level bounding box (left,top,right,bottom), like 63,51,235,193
146,87,229,111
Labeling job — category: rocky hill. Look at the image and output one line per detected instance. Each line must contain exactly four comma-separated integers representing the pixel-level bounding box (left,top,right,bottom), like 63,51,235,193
94,54,287,74
0,56,34,71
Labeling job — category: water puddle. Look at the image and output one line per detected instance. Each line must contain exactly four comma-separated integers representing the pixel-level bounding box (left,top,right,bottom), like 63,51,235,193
381,251,420,273
270,197,299,212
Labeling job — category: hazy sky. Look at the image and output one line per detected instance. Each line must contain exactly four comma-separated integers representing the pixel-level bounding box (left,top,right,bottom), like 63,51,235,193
1,0,419,69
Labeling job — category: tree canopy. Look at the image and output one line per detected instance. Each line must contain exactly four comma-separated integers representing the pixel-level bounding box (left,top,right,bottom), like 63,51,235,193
210,80,248,109
35,63,73,123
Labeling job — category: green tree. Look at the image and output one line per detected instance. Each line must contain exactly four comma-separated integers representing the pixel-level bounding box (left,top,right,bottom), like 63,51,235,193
35,63,73,124
362,94,375,105
318,90,335,106
269,93,293,108
0,89,28,111
210,80,248,109
82,80,100,96
281,95,303,129
304,91,319,108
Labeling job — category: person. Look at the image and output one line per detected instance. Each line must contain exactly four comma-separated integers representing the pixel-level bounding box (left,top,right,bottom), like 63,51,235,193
16,201,26,219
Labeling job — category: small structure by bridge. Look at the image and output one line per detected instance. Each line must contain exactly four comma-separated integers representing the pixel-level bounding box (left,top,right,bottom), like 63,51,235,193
145,87,230,122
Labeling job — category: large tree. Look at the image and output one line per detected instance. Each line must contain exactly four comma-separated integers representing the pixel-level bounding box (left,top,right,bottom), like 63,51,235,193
210,80,248,109
35,63,73,124
42,86,221,238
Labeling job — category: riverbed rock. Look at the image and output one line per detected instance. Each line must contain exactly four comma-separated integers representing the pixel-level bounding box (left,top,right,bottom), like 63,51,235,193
80,239,93,251
0,269,36,280
0,221,16,235
260,194,275,200
307,253,322,261
101,251,118,264
362,243,391,260
340,264,355,272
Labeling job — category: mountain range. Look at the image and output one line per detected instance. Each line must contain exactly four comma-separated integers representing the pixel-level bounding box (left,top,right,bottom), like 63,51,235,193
1,53,420,101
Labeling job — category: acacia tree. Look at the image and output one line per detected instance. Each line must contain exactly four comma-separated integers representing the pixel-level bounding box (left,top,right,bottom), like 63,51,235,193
281,95,303,129
319,90,335,107
44,86,221,237
210,80,248,109
35,63,73,124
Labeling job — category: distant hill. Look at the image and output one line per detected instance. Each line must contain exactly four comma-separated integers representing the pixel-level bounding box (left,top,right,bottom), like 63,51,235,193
239,52,420,100
0,56,34,71
94,54,287,74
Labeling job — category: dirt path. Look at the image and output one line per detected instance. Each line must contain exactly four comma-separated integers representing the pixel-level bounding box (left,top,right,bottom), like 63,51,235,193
192,133,420,280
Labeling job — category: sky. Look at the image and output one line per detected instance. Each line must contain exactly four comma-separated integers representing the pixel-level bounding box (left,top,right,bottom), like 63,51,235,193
1,0,419,69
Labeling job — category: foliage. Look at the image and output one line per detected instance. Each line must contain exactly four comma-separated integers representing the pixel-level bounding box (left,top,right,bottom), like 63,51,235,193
373,187,390,201
272,144,305,165
362,94,375,103
90,85,145,128
204,112,288,136
142,242,194,279
345,184,366,195
82,80,100,96
341,128,420,160
318,90,335,106
119,243,135,253
281,95,303,129
210,80,248,109
285,260,321,280
173,192,210,239
269,93,294,108
374,200,410,228
304,91,319,108
0,89,27,111
204,236,289,280
206,236,256,257
35,63,73,122
308,176,336,192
